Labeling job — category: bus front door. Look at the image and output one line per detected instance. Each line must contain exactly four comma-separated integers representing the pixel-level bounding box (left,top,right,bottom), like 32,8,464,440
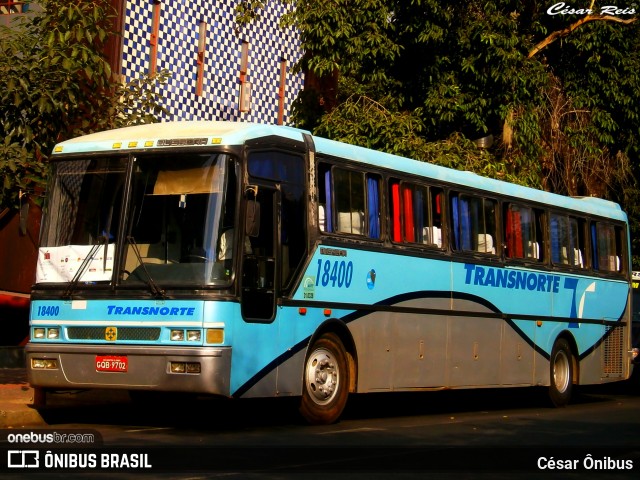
241,186,278,322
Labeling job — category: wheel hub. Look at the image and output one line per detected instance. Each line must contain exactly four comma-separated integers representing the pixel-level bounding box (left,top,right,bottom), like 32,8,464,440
553,350,570,392
305,348,339,405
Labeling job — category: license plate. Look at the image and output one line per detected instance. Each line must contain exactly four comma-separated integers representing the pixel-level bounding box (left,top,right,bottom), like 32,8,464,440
96,355,128,372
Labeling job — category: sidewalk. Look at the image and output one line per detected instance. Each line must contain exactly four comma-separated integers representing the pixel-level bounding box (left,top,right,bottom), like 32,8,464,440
0,368,44,427
0,367,134,429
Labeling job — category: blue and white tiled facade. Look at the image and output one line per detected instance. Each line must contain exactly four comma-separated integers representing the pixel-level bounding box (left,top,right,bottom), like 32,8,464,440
120,0,304,124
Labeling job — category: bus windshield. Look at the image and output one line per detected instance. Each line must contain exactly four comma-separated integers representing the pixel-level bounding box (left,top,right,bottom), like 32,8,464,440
37,153,237,287
38,157,127,284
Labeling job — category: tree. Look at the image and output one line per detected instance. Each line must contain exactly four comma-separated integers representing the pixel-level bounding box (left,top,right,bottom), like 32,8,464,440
0,0,168,211
284,6,636,205
276,1,640,262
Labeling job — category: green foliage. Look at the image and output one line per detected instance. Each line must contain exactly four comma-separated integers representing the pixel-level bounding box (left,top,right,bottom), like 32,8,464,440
281,0,400,83
280,0,640,262
0,0,169,211
235,1,266,27
313,86,535,188
102,70,171,130
283,1,638,193
0,139,48,210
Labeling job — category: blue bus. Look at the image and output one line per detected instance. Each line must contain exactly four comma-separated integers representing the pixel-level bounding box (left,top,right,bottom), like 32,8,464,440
27,121,634,424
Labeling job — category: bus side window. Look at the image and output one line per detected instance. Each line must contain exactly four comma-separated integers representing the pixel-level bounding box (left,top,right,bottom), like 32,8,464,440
592,222,623,272
451,193,497,254
334,168,365,235
505,204,541,261
323,166,381,239
550,214,585,268
389,180,442,248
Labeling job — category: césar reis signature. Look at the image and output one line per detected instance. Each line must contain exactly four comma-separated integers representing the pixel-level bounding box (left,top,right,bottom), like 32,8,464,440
547,2,637,15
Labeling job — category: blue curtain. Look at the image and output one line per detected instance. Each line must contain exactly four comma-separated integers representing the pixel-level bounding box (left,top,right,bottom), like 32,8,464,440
367,177,380,239
460,197,471,250
414,189,424,243
452,196,459,250
325,170,332,233
591,223,599,269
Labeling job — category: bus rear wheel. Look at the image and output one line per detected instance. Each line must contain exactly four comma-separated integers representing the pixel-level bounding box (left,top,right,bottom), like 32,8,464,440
549,338,574,407
300,333,349,425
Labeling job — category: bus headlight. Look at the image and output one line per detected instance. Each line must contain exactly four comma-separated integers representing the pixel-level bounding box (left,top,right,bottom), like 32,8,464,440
31,358,59,369
186,362,201,373
187,330,201,342
33,328,46,339
170,362,186,373
169,362,201,374
47,328,60,339
170,329,185,341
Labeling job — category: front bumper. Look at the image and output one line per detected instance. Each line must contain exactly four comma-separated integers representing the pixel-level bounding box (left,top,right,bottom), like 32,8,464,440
26,343,231,396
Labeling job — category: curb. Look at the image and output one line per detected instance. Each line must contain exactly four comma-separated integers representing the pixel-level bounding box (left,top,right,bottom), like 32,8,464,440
0,383,45,428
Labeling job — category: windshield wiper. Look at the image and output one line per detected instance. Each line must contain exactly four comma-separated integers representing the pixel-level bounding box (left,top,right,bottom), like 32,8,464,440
126,236,166,298
63,236,106,298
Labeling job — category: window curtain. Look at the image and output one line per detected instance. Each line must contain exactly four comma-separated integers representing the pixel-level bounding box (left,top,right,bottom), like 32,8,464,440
460,197,471,250
452,196,460,250
391,183,401,242
402,185,415,242
367,177,380,239
591,223,599,269
324,170,332,232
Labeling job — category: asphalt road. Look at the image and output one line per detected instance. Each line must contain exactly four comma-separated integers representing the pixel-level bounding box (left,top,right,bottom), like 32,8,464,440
4,380,637,479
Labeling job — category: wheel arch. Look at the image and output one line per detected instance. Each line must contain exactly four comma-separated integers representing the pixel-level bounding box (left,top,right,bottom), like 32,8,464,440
306,318,358,393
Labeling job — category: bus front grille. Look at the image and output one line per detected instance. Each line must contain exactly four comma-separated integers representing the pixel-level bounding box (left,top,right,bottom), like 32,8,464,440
67,327,161,341
602,325,624,377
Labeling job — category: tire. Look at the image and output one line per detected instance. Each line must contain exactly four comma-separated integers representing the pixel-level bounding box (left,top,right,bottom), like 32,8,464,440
32,387,47,409
549,338,574,407
299,333,350,425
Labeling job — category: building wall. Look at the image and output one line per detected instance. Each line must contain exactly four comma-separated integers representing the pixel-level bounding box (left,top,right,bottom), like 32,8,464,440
120,0,304,124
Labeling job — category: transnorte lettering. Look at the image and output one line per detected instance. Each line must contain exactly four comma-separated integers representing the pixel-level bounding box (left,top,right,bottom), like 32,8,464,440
464,264,560,293
106,305,195,316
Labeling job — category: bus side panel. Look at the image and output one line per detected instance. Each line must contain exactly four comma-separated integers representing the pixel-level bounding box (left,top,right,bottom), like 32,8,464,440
392,311,448,389
502,319,538,386
347,298,542,391
348,310,393,392
275,348,307,397
447,298,502,387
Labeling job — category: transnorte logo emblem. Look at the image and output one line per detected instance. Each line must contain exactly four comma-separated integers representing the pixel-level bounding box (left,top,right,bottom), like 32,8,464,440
105,327,117,341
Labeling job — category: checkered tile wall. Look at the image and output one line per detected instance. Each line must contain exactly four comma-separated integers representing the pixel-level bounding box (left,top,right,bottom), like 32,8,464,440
121,0,304,124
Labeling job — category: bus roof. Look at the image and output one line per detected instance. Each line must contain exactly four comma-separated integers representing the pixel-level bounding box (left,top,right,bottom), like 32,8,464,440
52,121,626,222
52,121,307,154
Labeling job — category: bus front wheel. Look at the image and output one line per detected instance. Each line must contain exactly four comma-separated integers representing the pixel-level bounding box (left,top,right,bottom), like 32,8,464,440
300,333,349,425
549,338,574,407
